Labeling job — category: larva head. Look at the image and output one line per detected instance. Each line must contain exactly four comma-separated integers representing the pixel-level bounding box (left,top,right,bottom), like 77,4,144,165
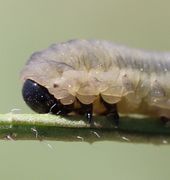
22,79,69,114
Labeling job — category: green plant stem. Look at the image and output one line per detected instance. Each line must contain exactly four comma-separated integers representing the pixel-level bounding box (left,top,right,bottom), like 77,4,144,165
0,113,170,144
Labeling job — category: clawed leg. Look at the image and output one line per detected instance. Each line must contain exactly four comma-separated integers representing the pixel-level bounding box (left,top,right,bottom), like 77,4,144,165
160,116,170,126
78,103,93,124
102,99,119,127
84,104,93,124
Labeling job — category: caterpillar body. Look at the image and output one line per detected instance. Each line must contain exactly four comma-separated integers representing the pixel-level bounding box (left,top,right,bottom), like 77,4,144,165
21,39,170,122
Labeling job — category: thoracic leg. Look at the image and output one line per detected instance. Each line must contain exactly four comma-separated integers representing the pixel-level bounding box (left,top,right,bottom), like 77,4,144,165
102,99,119,127
78,102,93,124
160,116,170,125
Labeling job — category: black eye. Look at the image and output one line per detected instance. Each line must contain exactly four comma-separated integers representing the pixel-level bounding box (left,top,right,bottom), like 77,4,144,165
22,79,62,114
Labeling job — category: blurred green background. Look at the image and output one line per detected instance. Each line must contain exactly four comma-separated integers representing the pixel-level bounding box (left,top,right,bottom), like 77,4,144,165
0,0,170,179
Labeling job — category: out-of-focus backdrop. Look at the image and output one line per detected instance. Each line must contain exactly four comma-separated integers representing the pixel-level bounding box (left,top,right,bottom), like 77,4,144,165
0,0,170,179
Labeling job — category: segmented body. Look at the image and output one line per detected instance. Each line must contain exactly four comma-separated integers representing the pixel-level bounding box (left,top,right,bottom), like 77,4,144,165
21,39,170,118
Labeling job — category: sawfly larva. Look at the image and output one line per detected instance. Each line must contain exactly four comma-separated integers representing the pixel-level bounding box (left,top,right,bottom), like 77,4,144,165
21,39,170,124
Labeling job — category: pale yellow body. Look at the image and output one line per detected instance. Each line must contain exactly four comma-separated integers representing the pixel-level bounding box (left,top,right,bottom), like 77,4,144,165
21,39,170,118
